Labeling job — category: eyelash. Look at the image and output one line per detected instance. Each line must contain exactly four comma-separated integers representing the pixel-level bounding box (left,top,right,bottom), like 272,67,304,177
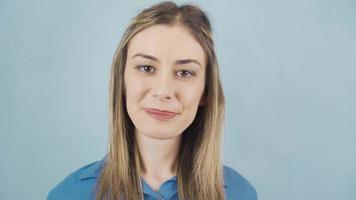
135,65,196,79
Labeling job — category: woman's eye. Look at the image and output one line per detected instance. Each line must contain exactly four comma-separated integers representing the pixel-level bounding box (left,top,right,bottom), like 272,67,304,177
136,65,155,73
177,70,195,78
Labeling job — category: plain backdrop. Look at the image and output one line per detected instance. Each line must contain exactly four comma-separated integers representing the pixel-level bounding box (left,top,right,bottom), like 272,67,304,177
1,0,355,199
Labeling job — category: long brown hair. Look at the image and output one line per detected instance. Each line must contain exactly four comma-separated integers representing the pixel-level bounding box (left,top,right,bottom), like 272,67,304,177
95,1,226,199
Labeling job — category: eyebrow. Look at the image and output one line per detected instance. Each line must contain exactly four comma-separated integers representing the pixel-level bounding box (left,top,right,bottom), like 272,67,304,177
132,53,202,67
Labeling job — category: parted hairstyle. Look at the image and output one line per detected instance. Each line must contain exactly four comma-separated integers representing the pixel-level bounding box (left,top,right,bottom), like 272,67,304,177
95,1,226,200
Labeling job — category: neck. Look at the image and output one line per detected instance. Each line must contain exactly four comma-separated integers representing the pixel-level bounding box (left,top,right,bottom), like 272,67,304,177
135,129,182,180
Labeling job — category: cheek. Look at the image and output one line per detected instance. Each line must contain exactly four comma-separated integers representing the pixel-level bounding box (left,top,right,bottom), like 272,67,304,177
177,86,204,131
125,74,147,101
180,84,205,108
125,74,148,123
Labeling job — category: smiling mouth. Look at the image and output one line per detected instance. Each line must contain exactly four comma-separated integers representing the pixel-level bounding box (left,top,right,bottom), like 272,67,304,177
143,108,178,121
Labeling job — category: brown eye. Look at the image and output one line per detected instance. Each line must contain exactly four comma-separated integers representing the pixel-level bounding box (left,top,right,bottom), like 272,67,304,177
137,65,155,73
177,70,194,78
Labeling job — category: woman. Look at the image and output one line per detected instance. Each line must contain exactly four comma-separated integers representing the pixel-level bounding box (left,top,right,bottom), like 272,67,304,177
47,1,257,200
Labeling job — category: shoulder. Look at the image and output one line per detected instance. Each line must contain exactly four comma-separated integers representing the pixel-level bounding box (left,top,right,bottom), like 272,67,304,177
223,165,258,200
47,159,104,200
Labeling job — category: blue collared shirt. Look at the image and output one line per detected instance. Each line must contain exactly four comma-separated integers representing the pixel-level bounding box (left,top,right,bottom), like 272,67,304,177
47,158,257,200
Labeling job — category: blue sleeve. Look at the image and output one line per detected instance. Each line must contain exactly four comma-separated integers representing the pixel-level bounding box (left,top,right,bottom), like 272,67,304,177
47,173,75,200
47,171,97,200
224,165,258,200
47,160,102,200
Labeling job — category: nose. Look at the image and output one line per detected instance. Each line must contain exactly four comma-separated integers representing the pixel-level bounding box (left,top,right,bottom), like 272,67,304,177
152,72,174,101
152,90,171,101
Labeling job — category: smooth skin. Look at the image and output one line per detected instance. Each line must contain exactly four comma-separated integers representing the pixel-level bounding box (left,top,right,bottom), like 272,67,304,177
124,24,206,191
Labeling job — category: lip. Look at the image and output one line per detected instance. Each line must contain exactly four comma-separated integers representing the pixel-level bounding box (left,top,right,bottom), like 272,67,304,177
143,108,178,121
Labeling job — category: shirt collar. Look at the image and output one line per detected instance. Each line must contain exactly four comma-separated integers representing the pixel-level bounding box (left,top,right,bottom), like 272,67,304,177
141,176,178,198
79,157,228,188
141,176,227,198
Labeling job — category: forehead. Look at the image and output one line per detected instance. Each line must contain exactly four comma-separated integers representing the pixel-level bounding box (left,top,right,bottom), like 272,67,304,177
127,24,206,65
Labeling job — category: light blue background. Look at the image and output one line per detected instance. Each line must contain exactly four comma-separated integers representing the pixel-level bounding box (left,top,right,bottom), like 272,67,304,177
1,0,355,199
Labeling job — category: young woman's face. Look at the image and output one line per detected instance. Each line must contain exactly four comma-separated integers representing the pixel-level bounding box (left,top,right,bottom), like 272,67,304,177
124,24,206,140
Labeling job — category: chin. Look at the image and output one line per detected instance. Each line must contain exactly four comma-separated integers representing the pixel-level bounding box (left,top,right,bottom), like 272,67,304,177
142,130,180,140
